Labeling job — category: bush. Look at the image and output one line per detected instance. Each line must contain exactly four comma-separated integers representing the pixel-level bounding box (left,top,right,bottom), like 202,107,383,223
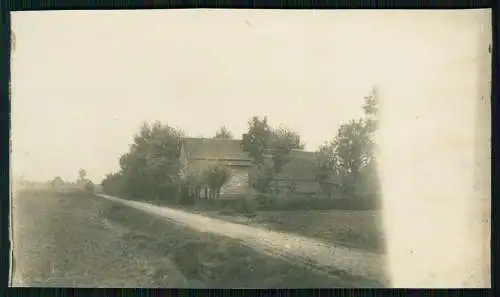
177,188,195,206
84,181,95,193
101,173,127,197
234,196,258,214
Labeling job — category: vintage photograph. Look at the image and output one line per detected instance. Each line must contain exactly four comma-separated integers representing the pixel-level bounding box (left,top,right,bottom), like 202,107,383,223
10,9,491,288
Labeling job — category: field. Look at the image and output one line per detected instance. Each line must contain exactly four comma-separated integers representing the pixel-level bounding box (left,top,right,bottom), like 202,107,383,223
12,189,189,287
12,189,367,287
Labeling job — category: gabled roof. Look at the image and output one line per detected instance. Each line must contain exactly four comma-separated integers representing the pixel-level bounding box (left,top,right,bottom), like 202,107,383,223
182,138,335,183
182,138,252,161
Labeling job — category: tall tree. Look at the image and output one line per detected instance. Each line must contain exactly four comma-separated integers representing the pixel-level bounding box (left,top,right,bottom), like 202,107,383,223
101,172,126,197
241,116,272,165
118,121,184,200
79,169,87,180
333,119,372,195
84,181,95,193
247,158,275,194
241,117,304,194
360,86,380,198
52,176,64,189
214,126,233,140
362,86,379,134
270,126,304,173
314,141,339,198
332,86,379,197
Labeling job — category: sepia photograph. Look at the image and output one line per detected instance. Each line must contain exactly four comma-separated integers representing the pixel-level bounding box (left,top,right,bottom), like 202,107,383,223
10,9,491,288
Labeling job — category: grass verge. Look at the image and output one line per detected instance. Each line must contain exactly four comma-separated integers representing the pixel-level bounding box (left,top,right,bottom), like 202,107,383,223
121,194,385,254
248,210,386,253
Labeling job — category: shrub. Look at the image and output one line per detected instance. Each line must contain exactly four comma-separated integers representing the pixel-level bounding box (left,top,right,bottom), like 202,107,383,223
177,188,195,206
234,195,258,214
84,181,95,193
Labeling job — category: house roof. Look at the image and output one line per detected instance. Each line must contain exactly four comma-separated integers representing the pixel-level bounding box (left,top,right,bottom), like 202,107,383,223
182,138,252,161
182,138,337,183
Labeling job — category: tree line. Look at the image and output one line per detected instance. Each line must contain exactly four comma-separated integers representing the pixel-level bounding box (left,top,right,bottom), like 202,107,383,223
101,87,379,204
51,169,96,193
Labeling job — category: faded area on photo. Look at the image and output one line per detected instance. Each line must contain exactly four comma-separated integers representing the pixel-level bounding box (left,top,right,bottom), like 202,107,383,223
376,10,491,288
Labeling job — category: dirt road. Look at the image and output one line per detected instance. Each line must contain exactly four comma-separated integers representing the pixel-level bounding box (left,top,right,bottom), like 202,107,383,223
99,194,389,285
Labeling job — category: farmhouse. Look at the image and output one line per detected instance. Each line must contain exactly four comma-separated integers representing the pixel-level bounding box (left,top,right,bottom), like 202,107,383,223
179,137,328,199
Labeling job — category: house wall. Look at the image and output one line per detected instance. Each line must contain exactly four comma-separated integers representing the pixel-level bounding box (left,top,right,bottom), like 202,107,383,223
187,159,218,175
182,154,328,200
220,167,250,198
269,179,321,198
184,158,251,199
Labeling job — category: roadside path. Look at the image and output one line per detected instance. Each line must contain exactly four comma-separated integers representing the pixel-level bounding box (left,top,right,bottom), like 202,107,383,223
98,194,389,285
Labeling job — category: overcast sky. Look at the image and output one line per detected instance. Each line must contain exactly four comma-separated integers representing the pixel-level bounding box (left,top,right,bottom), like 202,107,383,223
11,9,489,183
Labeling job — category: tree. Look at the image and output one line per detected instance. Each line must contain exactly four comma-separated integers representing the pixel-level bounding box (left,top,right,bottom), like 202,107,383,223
269,126,304,173
314,142,339,198
362,86,379,134
241,117,304,195
331,87,379,197
362,86,379,119
101,172,126,197
52,176,64,189
241,116,273,194
214,126,233,140
359,86,380,199
332,119,371,195
248,159,275,194
79,169,87,180
183,171,204,199
202,163,232,199
117,121,184,200
359,156,380,200
84,181,95,193
241,116,273,165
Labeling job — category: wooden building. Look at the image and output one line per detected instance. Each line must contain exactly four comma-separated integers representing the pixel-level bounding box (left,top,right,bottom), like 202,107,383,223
179,137,331,199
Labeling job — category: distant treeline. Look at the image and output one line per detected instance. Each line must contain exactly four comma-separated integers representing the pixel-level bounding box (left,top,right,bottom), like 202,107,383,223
48,169,97,194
